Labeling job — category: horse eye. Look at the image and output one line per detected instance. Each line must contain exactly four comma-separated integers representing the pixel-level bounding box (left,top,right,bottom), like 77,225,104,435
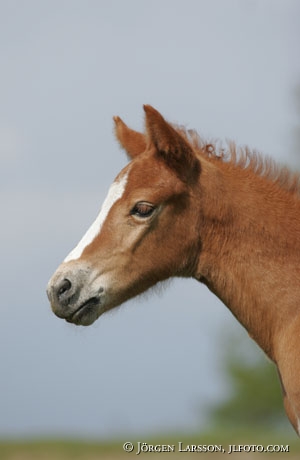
130,202,155,218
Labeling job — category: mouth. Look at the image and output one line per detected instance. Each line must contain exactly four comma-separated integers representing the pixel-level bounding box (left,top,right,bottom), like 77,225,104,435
66,296,101,325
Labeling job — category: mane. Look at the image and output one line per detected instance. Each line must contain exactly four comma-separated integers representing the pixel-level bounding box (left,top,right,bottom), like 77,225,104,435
174,125,300,197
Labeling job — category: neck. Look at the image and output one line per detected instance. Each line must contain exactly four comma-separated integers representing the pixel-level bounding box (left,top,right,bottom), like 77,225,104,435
194,159,300,360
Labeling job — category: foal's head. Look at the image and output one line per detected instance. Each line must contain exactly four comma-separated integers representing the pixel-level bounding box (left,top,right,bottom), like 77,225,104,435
47,106,201,325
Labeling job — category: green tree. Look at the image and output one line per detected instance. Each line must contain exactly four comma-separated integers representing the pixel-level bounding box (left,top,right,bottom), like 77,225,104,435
208,329,287,430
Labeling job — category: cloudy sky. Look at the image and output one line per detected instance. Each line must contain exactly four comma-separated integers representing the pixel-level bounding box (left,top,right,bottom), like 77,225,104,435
1,0,299,439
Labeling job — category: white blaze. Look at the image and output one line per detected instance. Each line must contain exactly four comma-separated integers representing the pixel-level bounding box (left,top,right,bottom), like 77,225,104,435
64,171,129,262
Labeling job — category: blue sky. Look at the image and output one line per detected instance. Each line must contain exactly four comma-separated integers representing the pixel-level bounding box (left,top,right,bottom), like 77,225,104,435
0,0,299,439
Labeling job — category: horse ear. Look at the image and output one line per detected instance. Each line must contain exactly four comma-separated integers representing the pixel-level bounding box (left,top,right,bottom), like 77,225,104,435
113,116,147,159
143,105,200,182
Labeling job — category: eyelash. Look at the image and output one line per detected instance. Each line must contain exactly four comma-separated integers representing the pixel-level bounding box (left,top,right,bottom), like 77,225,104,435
130,202,155,218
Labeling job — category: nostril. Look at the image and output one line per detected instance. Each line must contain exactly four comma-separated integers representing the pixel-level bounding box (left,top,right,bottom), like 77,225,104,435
57,278,72,298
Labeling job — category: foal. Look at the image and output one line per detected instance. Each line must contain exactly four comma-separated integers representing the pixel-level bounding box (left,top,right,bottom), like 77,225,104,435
47,105,300,435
